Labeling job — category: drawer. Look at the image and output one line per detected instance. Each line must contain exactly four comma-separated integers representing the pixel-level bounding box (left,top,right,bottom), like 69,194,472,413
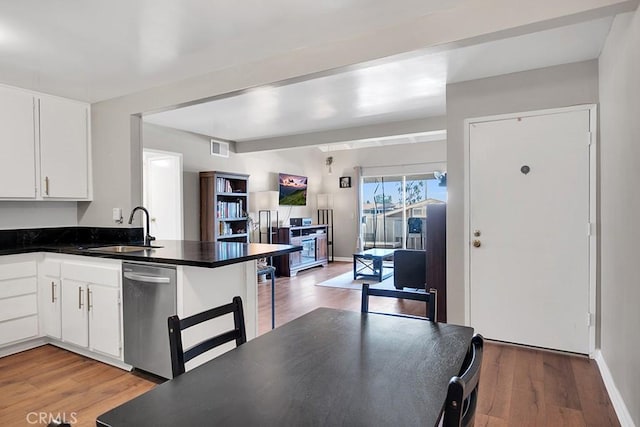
0,261,37,281
0,277,37,299
0,294,38,322
62,262,120,287
40,259,61,278
0,315,39,345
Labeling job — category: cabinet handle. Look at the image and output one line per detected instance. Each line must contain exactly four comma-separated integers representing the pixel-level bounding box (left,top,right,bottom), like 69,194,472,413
88,289,93,311
45,176,50,196
78,286,84,309
51,281,56,303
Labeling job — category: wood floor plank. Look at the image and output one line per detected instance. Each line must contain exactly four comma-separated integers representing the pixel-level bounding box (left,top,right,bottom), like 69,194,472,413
543,351,582,411
508,379,547,426
571,356,620,427
545,405,587,427
0,262,620,426
477,342,516,419
475,413,509,427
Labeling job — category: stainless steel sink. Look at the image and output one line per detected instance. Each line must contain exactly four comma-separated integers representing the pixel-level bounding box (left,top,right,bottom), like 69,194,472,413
87,245,163,253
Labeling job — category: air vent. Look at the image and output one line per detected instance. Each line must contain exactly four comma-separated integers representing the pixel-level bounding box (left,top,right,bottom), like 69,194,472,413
210,139,230,158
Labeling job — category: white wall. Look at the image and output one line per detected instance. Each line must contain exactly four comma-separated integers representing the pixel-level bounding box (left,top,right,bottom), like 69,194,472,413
0,202,77,229
446,60,599,325
599,10,640,426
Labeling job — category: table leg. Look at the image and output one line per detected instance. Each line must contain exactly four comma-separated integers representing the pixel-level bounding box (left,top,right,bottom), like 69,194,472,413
271,268,275,329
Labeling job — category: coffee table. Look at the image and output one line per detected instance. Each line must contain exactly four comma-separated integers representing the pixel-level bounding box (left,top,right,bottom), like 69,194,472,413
353,248,395,282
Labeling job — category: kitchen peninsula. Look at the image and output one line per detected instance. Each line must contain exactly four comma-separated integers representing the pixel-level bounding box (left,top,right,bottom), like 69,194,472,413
0,227,301,376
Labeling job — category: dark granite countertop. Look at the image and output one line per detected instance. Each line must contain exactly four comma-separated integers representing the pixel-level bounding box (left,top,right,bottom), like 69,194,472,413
0,238,300,268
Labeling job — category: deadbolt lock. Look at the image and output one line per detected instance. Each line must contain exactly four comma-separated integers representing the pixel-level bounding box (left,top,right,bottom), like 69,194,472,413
472,240,481,248
473,230,481,237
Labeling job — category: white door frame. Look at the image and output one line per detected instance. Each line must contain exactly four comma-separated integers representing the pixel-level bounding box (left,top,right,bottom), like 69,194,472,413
463,104,597,357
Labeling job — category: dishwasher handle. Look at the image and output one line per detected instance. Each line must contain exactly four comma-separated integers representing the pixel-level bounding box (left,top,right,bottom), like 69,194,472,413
124,272,171,284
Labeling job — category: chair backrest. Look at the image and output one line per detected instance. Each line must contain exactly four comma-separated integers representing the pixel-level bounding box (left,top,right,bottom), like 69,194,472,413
442,334,484,427
361,284,437,321
168,296,247,378
407,217,422,234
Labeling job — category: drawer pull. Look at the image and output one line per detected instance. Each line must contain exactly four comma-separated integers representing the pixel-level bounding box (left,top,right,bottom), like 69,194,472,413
78,286,84,310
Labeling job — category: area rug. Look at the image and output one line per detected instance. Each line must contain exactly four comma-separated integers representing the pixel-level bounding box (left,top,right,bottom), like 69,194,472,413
315,269,396,290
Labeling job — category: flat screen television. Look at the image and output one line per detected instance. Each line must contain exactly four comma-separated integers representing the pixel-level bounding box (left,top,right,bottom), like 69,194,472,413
278,173,307,206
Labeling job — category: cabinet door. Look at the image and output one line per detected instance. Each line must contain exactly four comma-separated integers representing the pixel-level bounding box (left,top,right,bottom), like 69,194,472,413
289,236,302,266
316,234,328,261
88,284,121,358
39,96,89,199
61,280,88,347
0,86,36,198
39,277,61,339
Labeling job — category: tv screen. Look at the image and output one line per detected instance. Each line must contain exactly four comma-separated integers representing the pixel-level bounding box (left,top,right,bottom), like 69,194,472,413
279,173,308,206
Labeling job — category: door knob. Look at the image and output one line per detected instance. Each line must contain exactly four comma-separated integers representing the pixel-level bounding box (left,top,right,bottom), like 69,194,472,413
472,240,481,248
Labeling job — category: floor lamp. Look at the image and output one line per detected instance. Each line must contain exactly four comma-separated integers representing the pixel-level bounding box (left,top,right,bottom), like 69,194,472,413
317,193,334,262
252,191,279,244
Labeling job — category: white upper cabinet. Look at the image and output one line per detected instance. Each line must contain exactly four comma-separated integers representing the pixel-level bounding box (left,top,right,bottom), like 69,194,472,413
0,84,91,201
39,95,89,199
0,86,37,198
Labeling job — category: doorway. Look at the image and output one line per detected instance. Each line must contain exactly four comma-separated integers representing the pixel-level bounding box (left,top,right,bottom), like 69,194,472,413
143,149,184,240
465,105,596,355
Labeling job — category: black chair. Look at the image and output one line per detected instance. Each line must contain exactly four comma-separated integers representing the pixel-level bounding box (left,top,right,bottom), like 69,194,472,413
442,334,484,427
406,217,424,249
361,283,437,321
168,296,247,378
47,420,71,427
393,249,426,290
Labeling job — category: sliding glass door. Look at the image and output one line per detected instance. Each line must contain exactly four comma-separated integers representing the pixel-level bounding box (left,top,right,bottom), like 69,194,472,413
361,173,446,250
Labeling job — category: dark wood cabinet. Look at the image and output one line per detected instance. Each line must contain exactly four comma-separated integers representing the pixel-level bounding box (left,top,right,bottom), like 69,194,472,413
274,225,328,276
200,171,250,243
426,203,446,322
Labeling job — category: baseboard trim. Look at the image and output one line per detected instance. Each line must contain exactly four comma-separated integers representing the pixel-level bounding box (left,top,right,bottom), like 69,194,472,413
333,257,352,263
594,349,636,427
0,337,47,358
49,340,132,371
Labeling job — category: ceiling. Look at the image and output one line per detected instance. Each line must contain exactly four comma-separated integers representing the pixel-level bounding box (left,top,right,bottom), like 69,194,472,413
0,0,465,103
0,2,619,150
143,16,613,142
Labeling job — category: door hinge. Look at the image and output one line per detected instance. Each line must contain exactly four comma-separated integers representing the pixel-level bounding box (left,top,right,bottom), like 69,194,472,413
587,312,595,327
587,222,593,236
587,132,593,146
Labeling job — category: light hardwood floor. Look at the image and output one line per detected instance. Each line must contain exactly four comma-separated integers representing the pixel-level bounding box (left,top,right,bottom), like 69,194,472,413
0,262,618,426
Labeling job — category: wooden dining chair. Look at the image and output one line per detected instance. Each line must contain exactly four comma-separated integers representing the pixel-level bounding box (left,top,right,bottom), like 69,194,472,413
361,284,437,321
168,296,247,378
442,334,484,427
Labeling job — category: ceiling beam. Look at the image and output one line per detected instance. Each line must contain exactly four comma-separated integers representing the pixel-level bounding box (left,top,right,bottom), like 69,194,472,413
235,116,446,153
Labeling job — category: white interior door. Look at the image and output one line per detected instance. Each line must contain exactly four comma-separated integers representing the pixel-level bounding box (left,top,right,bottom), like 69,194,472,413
468,108,591,354
143,150,183,240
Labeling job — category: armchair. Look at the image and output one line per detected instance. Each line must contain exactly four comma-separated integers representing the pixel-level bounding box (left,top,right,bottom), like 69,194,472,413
393,249,426,290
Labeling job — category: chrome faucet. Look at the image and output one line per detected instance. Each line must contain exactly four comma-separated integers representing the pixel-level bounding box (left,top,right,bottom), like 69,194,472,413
128,206,156,246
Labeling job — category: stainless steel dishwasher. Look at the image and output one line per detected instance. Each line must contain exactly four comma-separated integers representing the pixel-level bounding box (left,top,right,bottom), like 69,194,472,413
123,262,177,379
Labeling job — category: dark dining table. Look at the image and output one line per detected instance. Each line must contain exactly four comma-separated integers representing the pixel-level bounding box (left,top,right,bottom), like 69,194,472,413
97,308,473,427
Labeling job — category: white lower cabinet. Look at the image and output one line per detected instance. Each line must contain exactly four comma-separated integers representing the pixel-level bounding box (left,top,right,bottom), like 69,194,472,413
0,255,39,346
60,258,122,359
